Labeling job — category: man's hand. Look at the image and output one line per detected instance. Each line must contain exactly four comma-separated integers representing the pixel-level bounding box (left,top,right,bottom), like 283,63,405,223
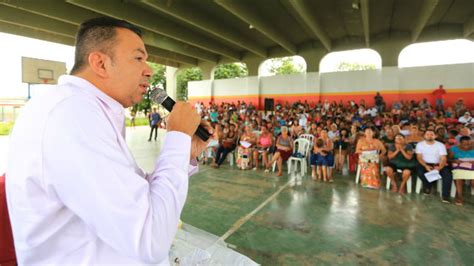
166,102,201,137
191,121,216,159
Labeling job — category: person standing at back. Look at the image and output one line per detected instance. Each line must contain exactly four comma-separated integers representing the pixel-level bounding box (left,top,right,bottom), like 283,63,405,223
432,84,446,111
6,17,212,264
148,107,161,141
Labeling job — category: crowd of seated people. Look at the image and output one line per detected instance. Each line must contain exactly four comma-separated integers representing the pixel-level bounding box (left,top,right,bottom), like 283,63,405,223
195,95,473,205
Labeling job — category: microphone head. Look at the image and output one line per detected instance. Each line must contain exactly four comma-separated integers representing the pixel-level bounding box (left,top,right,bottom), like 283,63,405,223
150,87,168,104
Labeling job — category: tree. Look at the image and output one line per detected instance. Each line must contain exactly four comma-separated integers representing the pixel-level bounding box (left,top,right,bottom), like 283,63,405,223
214,63,248,79
336,61,376,72
269,57,304,75
176,67,203,101
132,62,165,115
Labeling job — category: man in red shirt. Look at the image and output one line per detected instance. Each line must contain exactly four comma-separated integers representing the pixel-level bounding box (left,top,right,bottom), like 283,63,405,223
433,84,446,111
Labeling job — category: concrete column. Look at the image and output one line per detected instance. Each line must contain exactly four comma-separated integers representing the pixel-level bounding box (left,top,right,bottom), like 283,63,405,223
198,61,216,80
242,57,264,76
372,34,411,67
299,48,327,72
165,66,178,100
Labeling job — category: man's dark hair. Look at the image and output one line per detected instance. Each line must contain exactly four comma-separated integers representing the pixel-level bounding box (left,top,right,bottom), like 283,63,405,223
425,128,436,134
460,136,471,143
70,17,142,74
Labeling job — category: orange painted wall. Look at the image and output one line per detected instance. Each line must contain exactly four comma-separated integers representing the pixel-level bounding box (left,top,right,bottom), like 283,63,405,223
188,88,474,109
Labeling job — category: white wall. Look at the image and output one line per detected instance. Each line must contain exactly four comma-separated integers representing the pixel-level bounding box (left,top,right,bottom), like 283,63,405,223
398,63,474,91
188,63,474,105
188,80,212,98
213,77,259,96
320,69,382,93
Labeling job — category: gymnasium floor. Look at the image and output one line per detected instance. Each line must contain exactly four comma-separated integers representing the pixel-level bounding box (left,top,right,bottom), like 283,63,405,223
2,127,472,265
127,126,474,265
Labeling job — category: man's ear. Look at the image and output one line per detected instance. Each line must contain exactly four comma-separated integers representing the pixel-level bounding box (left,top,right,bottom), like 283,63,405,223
87,52,109,78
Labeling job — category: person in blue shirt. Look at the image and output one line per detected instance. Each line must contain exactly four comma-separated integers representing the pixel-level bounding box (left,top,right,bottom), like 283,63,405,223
210,109,219,123
449,136,474,205
148,107,161,141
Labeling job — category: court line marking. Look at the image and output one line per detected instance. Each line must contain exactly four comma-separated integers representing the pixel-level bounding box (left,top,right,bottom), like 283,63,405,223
218,178,294,242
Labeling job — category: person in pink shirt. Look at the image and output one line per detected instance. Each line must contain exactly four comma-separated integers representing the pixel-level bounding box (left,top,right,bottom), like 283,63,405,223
433,84,446,111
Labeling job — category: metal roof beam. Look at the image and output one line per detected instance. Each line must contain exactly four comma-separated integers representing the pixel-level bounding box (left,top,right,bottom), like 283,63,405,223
0,5,77,38
215,0,297,54
67,0,239,61
360,0,370,47
0,4,202,66
141,0,266,58
145,46,198,66
0,0,97,25
287,0,331,51
411,0,439,42
0,1,217,63
147,55,180,68
464,15,474,38
0,21,75,46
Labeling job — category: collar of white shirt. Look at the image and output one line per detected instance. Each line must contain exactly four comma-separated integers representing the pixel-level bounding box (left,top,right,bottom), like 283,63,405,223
59,75,124,114
58,75,126,135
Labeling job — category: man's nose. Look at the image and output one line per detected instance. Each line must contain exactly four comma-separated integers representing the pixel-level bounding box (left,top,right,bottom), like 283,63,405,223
144,64,153,78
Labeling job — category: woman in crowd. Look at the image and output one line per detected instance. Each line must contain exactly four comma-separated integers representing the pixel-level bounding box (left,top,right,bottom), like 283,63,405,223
334,128,350,173
290,120,304,139
311,129,335,182
236,125,257,170
308,122,318,137
405,124,424,149
202,123,222,165
449,136,474,205
212,123,238,168
385,134,417,193
328,124,339,141
266,126,293,176
253,125,274,170
356,127,386,189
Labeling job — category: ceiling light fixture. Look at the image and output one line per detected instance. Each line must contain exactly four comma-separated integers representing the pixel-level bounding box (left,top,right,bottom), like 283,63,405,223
352,0,360,10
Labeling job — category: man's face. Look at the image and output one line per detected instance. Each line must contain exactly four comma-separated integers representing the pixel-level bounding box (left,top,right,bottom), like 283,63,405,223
424,131,436,141
460,140,471,151
106,28,152,107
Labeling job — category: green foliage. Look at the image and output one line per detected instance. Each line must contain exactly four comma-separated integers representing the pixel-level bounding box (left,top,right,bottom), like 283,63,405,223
0,122,14,135
336,61,376,71
214,63,248,79
125,117,149,127
269,57,304,75
132,62,166,115
176,67,203,101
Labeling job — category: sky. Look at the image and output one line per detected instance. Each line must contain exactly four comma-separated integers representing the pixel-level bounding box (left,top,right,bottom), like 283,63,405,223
0,32,473,99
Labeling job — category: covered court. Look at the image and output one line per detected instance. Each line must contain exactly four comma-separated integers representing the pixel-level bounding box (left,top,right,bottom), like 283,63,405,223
125,127,474,265
1,0,474,265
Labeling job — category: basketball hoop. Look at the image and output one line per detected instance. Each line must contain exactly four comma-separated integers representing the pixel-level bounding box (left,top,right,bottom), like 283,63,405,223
42,79,51,84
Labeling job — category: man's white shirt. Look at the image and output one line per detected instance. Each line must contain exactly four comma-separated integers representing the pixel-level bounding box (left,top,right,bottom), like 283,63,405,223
6,75,197,265
416,140,447,164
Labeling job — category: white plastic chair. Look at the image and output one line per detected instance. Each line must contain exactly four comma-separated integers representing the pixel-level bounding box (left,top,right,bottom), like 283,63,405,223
287,138,311,176
386,169,413,193
299,134,314,163
415,177,456,198
299,134,314,149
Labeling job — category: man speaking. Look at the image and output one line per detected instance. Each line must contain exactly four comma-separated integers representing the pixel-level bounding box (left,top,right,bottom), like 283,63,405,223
6,17,212,264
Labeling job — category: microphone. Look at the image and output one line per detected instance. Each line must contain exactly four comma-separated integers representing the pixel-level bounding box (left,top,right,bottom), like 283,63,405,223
149,87,211,141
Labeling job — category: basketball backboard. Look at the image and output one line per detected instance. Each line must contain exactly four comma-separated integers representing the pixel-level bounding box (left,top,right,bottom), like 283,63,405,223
21,57,66,85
